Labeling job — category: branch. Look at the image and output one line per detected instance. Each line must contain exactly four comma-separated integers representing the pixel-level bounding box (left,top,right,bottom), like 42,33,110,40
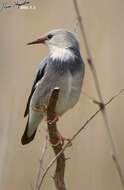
38,88,124,187
72,0,124,188
37,87,66,190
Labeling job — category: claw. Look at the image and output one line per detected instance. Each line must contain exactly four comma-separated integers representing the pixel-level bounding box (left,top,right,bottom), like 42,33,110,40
51,129,72,147
32,105,47,113
32,107,42,112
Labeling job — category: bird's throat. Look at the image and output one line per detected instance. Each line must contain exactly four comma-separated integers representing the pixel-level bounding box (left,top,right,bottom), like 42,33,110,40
50,46,75,61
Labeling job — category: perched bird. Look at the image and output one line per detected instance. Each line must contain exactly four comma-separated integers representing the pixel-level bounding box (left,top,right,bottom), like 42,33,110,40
21,29,85,145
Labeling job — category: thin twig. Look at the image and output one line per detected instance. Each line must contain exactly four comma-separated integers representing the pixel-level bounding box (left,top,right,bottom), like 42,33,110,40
34,135,48,190
38,88,124,188
72,0,124,188
38,88,66,190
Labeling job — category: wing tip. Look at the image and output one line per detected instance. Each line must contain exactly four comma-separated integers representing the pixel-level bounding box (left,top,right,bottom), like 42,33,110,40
21,119,37,145
24,112,27,118
21,129,36,145
21,135,35,145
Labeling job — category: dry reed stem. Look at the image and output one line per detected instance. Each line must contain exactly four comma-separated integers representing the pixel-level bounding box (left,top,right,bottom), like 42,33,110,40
72,0,124,188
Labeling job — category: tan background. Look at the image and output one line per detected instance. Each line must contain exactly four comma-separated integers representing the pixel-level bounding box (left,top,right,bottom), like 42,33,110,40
0,0,124,189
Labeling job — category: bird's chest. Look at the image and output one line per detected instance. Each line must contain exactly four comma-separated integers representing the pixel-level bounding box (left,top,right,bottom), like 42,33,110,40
56,70,82,115
46,57,83,114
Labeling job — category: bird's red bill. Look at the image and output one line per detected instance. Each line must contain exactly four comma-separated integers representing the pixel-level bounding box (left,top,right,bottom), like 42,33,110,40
27,37,46,45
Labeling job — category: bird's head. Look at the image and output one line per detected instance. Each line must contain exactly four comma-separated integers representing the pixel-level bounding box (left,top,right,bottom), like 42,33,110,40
27,29,79,52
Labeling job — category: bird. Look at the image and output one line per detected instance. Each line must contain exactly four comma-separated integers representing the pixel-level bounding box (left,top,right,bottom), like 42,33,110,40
21,29,85,145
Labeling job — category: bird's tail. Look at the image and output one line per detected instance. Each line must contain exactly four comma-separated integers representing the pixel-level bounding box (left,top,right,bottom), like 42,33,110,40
21,109,44,145
21,118,37,145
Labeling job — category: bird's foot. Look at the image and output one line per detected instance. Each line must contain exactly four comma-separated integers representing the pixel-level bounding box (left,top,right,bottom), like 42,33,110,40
52,129,72,147
46,112,72,147
47,112,59,124
32,107,42,112
32,105,47,113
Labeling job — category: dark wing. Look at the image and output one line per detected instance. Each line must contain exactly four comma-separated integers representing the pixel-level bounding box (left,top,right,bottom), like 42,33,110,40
24,63,47,117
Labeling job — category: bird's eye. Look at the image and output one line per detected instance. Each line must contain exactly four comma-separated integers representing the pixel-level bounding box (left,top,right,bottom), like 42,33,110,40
47,34,53,40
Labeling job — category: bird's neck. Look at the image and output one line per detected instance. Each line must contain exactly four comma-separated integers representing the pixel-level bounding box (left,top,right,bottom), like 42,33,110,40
50,46,75,62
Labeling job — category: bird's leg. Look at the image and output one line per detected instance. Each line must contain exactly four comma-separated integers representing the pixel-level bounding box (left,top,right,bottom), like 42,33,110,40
52,129,72,147
46,112,72,147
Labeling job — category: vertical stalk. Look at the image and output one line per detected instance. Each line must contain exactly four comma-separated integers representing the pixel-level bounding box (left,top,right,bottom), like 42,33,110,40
72,0,124,188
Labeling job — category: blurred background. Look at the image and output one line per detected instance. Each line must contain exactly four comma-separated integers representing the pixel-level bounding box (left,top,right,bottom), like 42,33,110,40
0,0,124,189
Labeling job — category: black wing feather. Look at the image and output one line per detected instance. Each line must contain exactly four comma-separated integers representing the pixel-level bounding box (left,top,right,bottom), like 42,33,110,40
21,117,37,145
24,65,46,117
